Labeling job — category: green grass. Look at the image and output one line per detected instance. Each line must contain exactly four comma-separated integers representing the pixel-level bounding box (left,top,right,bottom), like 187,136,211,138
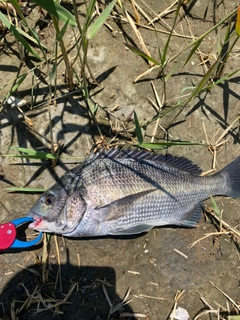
126,3,239,140
1,1,240,175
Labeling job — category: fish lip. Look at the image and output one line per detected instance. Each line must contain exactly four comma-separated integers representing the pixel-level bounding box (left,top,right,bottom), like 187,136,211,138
27,213,43,229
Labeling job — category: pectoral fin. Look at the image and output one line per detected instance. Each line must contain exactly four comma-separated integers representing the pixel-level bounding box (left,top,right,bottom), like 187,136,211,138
96,189,157,222
110,224,153,235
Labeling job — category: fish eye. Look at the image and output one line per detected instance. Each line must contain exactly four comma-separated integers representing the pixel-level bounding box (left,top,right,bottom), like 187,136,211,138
45,194,55,205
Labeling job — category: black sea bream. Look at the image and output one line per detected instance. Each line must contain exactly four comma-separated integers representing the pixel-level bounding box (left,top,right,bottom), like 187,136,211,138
27,149,240,237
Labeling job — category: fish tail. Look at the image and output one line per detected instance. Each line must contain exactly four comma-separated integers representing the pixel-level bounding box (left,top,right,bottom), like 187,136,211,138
218,156,240,198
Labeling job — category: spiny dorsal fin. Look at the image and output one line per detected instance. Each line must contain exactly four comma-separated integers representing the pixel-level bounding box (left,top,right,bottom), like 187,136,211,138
87,148,202,175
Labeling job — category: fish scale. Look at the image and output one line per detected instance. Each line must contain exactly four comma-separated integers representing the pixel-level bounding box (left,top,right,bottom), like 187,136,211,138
27,148,240,237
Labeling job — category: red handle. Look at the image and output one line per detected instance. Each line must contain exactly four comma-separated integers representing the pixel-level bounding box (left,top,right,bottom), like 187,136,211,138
0,222,17,250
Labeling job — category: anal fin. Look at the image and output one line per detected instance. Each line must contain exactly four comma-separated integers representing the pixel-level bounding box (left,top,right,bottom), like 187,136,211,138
180,204,203,227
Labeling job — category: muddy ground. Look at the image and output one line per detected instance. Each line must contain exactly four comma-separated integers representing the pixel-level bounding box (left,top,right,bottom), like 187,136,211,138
0,0,240,319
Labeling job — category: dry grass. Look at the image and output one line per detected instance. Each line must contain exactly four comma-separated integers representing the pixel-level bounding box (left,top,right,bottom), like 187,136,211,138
187,206,240,251
194,285,240,320
202,115,240,173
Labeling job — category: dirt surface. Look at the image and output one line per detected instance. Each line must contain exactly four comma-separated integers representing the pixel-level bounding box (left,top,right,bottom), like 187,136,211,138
0,1,240,319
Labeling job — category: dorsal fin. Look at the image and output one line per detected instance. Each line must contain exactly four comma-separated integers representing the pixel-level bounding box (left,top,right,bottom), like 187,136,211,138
157,153,202,175
87,148,202,175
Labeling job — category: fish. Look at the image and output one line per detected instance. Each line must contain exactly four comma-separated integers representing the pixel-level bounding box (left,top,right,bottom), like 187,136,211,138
27,148,240,237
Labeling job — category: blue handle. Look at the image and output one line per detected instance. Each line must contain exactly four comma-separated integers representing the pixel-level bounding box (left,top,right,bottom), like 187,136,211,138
11,217,35,227
10,217,42,249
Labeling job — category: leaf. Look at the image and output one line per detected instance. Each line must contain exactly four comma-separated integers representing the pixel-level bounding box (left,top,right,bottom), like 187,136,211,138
160,0,182,64
3,154,57,159
4,187,46,192
134,141,206,150
4,146,57,160
187,59,219,101
49,60,57,84
2,146,84,161
168,8,237,65
164,53,185,80
210,196,221,217
87,0,117,39
0,12,42,60
134,111,143,145
207,67,240,89
11,22,48,50
183,38,203,68
56,18,69,41
135,143,166,150
124,43,161,66
31,0,76,27
46,233,51,243
86,0,97,21
236,6,240,36
6,73,28,99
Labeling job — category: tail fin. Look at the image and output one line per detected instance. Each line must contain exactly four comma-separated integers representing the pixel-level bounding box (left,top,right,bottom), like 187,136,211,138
218,156,240,198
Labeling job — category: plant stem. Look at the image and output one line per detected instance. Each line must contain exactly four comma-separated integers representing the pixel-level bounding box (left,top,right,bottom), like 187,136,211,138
51,15,74,91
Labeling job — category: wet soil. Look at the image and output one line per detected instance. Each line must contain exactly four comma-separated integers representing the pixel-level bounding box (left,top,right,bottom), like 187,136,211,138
0,1,240,319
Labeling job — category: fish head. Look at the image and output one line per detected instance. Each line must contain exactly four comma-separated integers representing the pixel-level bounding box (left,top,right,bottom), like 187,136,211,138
27,182,86,235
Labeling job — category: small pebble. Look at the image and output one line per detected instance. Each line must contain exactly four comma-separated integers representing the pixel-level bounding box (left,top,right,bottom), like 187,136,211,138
171,306,190,320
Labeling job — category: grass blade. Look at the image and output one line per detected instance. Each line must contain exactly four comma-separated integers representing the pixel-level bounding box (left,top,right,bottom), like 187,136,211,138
85,0,97,28
9,22,48,50
56,18,69,42
87,0,117,39
49,60,57,84
236,6,240,36
207,67,240,89
0,12,42,60
3,154,56,159
183,39,203,68
161,0,182,64
168,8,237,65
4,187,46,192
165,53,187,80
134,141,206,150
134,111,143,145
210,196,221,217
187,60,219,101
124,43,161,65
7,73,28,98
4,146,57,160
32,0,76,27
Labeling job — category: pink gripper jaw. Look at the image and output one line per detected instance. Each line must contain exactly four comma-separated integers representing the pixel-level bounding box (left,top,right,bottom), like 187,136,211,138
0,222,17,250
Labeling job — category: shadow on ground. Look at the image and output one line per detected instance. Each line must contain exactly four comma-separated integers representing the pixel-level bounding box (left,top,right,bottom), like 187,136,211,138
0,249,134,320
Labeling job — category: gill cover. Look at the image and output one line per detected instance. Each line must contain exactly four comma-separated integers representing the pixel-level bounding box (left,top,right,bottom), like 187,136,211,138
60,190,87,234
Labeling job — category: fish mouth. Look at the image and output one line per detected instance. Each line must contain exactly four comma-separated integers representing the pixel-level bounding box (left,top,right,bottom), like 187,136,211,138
27,214,43,230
